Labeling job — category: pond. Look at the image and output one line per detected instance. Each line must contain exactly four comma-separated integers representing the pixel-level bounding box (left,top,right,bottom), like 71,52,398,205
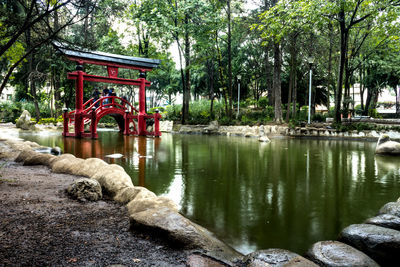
18,130,400,255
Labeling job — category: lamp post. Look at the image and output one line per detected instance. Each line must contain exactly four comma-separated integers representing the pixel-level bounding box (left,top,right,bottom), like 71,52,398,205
237,74,241,119
307,56,314,124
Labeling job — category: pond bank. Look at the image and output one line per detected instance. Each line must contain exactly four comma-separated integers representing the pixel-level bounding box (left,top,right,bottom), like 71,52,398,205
1,123,400,266
160,120,400,141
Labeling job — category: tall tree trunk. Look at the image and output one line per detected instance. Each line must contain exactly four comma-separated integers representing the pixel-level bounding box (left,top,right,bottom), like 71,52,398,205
208,59,215,118
26,28,40,121
273,42,283,123
215,31,228,116
182,14,190,124
227,0,232,118
53,9,61,117
327,22,334,111
263,47,273,106
334,9,348,123
360,65,365,111
292,71,297,117
286,35,297,122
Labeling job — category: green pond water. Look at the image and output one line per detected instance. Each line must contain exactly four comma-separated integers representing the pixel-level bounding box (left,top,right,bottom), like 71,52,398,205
18,130,400,255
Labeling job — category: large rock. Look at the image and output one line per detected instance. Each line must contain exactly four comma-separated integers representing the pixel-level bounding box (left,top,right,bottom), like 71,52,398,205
48,153,76,168
338,223,400,265
130,207,241,264
127,195,178,214
375,134,400,155
204,121,219,134
74,157,108,177
16,110,36,130
365,214,400,231
115,186,156,204
15,149,37,162
243,249,318,267
23,152,56,166
91,164,134,197
187,254,227,267
306,241,378,267
378,201,400,217
67,178,102,201
52,156,85,175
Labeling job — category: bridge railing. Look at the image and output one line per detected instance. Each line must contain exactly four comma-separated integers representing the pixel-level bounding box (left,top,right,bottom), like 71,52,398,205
67,96,139,123
64,96,161,137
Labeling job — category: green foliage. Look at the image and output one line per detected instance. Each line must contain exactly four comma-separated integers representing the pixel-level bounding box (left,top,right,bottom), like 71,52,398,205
219,116,235,126
312,113,325,122
333,122,385,132
37,116,63,125
165,105,182,121
354,105,363,115
0,101,22,123
368,108,381,118
188,100,222,125
258,97,269,108
148,107,165,114
243,98,257,108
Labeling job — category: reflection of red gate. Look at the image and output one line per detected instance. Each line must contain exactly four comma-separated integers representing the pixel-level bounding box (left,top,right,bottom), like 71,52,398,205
55,43,161,139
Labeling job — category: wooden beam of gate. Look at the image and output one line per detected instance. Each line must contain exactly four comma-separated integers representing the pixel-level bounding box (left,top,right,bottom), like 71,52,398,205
67,72,151,86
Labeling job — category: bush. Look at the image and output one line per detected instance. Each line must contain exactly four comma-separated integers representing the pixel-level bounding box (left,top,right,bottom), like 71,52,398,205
258,97,269,108
37,116,63,125
0,101,22,123
38,118,56,124
354,104,363,115
165,105,182,121
368,108,381,118
148,106,165,114
312,113,325,122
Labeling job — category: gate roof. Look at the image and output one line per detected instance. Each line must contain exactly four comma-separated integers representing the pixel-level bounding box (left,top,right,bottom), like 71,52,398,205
53,42,160,70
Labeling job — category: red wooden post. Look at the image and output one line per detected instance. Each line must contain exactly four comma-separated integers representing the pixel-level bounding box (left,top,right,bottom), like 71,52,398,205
91,107,98,139
138,72,147,135
74,63,84,137
62,108,69,136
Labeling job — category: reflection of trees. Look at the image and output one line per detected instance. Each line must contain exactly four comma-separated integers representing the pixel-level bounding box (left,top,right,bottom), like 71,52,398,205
19,130,400,254
177,138,400,254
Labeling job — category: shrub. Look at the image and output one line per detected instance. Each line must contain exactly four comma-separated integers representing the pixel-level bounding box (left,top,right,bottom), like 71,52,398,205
148,106,165,114
258,97,269,108
38,118,56,124
312,113,325,122
165,105,182,121
0,101,22,123
354,104,363,115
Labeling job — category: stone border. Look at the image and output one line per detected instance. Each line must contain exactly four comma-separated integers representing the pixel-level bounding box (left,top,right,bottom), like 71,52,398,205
160,120,286,140
160,120,400,142
1,129,399,266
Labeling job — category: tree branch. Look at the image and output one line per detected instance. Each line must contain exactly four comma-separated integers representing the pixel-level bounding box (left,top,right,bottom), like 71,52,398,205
0,0,72,58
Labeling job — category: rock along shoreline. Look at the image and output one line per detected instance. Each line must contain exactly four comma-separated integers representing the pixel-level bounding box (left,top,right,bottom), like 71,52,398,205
1,123,400,266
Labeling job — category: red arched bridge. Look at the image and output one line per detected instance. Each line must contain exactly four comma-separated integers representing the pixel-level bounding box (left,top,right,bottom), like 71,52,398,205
55,42,161,139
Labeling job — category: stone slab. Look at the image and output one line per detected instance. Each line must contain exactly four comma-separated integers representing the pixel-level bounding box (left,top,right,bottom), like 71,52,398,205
306,240,378,267
338,223,400,266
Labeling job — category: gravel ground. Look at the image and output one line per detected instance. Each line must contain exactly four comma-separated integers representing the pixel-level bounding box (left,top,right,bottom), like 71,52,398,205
0,159,193,267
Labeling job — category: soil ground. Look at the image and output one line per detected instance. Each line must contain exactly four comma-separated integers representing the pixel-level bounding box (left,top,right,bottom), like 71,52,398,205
0,159,192,267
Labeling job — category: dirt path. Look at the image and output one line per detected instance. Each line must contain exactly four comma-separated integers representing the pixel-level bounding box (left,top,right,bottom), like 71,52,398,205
0,159,191,267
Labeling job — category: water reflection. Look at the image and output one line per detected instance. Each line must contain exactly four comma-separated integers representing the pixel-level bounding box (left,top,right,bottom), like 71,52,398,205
18,131,400,255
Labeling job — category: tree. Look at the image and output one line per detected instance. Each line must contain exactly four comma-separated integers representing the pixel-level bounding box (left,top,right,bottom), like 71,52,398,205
0,0,94,96
257,0,400,123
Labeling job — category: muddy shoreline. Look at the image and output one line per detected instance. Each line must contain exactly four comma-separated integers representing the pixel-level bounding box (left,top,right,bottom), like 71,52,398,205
0,160,193,266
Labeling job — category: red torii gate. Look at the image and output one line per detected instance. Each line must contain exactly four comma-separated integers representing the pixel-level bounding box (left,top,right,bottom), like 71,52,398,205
55,43,161,139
